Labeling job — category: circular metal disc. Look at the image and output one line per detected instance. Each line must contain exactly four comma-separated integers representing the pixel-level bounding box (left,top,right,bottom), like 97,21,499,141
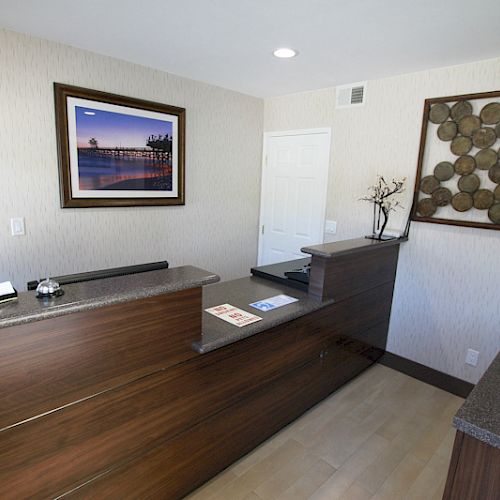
489,164,500,184
458,174,480,193
458,115,482,136
429,103,450,124
480,102,500,125
434,161,455,181
475,149,498,170
431,187,452,207
454,155,476,175
451,192,473,212
437,121,457,141
472,127,497,149
417,198,437,217
494,185,500,202
473,189,495,210
451,136,473,156
420,175,440,194
450,101,473,122
488,203,500,224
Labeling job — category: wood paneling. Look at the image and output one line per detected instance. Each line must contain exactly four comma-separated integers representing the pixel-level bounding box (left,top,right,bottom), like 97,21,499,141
317,321,390,398
0,287,201,431
309,244,399,301
0,311,324,497
313,281,394,339
443,430,500,500
68,322,393,499
64,358,336,499
0,286,391,498
188,364,464,499
0,243,400,499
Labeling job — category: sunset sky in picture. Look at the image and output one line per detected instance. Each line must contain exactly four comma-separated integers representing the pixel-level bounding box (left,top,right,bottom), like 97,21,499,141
75,106,173,148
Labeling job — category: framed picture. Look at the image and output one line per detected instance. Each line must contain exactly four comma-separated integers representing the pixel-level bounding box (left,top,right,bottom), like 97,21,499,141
411,90,500,230
54,83,185,207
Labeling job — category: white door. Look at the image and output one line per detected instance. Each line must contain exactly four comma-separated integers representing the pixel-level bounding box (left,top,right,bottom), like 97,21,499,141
258,129,331,265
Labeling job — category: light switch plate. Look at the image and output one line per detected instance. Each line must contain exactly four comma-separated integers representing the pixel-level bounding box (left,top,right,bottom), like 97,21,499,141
325,220,337,234
10,217,25,236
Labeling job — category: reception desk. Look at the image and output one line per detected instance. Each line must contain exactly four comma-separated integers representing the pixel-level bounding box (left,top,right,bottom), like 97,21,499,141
0,237,405,499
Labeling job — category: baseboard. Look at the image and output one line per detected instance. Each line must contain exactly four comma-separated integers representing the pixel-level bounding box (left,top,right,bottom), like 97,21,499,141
378,352,474,398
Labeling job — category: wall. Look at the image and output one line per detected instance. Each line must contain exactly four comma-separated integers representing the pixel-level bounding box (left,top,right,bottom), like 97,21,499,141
0,29,263,291
264,59,500,383
1,27,498,383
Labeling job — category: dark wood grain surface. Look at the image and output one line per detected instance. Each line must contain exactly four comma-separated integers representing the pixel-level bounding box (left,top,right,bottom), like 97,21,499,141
309,244,399,301
0,287,201,431
65,357,330,499
0,307,326,497
68,323,392,499
0,242,400,499
379,352,474,398
443,430,500,499
0,286,392,498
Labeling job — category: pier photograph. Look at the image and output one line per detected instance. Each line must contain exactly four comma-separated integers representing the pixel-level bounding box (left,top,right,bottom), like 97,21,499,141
54,83,185,207
75,105,174,191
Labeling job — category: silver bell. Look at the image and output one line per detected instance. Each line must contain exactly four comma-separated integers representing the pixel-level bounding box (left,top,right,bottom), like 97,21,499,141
36,278,64,298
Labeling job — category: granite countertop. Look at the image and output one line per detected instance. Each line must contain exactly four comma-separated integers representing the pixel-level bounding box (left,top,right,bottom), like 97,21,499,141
301,236,408,258
193,275,334,354
453,352,500,448
0,266,219,330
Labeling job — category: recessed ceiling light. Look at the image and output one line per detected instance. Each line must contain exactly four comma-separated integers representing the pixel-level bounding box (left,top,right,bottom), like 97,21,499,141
273,48,298,59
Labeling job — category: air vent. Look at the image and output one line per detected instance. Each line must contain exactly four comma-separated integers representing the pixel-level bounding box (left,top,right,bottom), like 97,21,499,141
336,82,367,108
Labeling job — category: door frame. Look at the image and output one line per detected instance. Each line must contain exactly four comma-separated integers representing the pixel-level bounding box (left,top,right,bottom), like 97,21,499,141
257,128,332,265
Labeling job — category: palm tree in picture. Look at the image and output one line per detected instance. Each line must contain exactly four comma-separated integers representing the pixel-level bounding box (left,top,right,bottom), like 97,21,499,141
88,137,98,149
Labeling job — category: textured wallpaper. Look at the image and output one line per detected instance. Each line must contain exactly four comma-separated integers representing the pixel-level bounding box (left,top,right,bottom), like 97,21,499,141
264,59,500,383
1,28,499,384
0,29,263,291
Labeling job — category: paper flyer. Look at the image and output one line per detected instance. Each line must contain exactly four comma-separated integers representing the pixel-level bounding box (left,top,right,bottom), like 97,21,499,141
249,294,299,312
205,304,262,327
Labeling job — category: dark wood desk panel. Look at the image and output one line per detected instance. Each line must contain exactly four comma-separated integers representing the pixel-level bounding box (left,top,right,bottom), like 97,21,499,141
0,285,392,498
0,306,326,497
0,287,201,431
67,321,394,499
443,431,500,500
0,239,404,499
309,244,400,301
65,358,340,499
444,353,500,499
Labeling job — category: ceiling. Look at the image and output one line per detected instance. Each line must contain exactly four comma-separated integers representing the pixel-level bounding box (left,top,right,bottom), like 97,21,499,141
1,0,500,97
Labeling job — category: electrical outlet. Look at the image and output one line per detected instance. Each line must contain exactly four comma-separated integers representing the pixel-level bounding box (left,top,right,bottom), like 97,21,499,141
465,349,479,367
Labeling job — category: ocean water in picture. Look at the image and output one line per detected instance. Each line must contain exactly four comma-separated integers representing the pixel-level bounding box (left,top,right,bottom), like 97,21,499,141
77,153,172,190
75,105,174,191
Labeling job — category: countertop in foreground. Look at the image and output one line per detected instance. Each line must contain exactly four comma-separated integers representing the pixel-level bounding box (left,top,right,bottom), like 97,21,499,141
194,276,334,354
0,266,219,329
453,352,500,448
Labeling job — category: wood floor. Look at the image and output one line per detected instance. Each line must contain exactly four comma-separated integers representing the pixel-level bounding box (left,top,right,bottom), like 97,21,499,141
186,364,463,500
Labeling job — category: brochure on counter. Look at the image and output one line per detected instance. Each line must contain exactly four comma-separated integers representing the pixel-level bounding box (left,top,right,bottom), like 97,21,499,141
0,281,18,304
205,304,262,327
249,294,298,312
